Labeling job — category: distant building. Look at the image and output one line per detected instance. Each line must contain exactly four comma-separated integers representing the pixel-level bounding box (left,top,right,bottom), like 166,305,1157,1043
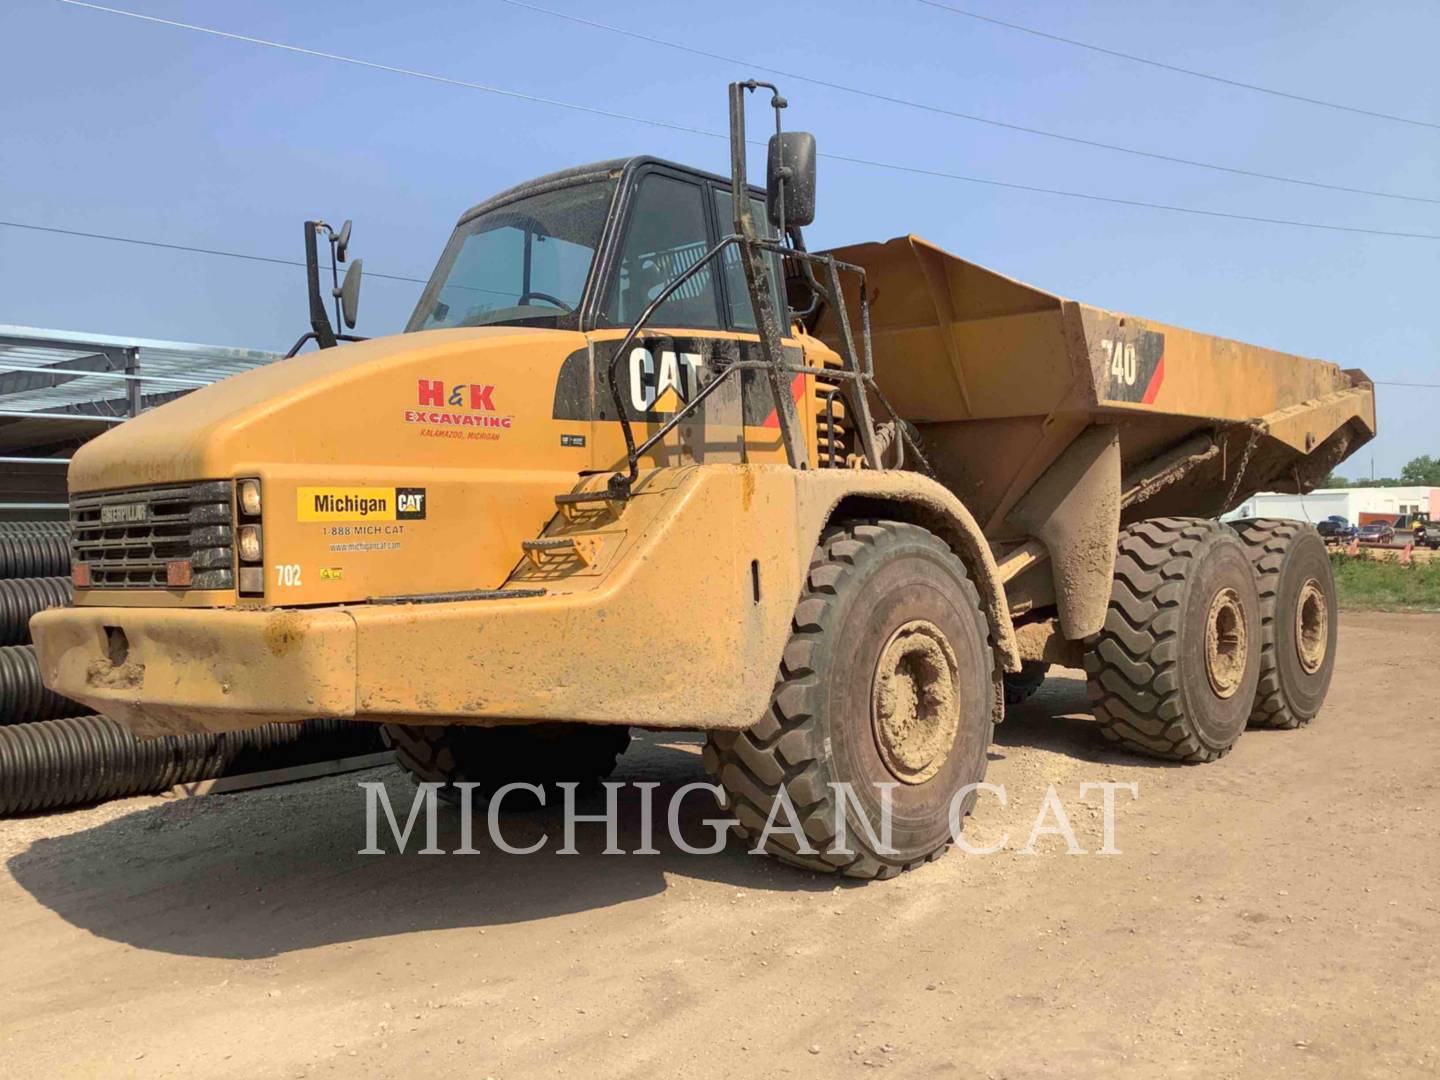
0,324,276,520
1225,486,1437,525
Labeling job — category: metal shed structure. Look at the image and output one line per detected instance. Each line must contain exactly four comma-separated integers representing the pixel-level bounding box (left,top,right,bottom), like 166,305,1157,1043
0,325,277,519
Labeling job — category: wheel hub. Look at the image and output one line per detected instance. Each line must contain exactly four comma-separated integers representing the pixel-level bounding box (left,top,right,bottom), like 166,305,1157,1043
1294,578,1328,674
871,620,960,784
1204,587,1248,699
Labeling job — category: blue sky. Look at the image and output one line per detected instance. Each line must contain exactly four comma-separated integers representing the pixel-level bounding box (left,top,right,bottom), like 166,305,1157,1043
2,0,1436,477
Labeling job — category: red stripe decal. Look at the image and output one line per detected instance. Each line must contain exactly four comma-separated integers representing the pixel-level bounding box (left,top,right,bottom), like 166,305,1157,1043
762,374,808,428
1140,355,1165,405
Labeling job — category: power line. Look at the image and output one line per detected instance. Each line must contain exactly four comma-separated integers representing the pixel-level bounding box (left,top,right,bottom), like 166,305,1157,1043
0,219,430,285
914,0,1440,132
813,153,1440,239
51,1,725,141
497,0,1439,206
40,1,1440,242
4,223,1440,391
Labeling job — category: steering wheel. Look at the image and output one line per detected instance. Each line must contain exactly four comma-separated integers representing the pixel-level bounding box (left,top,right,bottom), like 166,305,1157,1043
517,290,573,312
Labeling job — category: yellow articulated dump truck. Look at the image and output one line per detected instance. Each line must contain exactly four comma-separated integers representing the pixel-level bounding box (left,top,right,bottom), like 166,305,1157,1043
32,82,1374,877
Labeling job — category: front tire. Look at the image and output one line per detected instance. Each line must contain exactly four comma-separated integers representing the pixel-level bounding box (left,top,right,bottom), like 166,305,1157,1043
703,521,998,879
1231,519,1338,729
1085,517,1261,762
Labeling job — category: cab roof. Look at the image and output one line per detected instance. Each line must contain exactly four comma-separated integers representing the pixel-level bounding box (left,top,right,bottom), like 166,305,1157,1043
457,156,766,225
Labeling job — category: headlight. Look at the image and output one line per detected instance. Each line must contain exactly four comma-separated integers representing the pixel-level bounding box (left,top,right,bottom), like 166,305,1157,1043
239,478,262,517
238,525,263,562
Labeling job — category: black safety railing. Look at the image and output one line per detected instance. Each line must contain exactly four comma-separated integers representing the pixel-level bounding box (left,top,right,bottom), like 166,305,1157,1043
596,233,929,500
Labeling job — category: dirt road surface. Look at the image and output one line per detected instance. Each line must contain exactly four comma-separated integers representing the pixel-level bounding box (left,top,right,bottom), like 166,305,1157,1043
3,611,1437,1078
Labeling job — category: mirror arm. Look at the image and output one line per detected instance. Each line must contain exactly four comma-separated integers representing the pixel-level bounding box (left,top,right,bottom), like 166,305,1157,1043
283,331,317,360
729,80,806,470
282,331,367,361
303,220,338,350
330,234,343,336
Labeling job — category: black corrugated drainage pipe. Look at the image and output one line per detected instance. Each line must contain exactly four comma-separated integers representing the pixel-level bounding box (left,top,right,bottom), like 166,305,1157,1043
0,521,71,535
0,577,73,646
0,530,70,579
0,645,86,724
0,715,387,814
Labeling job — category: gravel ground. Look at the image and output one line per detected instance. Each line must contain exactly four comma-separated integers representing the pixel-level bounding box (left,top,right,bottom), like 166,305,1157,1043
1,611,1436,1078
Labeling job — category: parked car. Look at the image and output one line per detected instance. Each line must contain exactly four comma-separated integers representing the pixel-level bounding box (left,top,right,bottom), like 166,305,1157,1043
1358,522,1395,544
1316,515,1357,542
1392,513,1439,550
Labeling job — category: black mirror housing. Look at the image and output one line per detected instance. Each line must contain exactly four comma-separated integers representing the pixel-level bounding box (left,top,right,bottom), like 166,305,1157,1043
335,259,363,329
766,131,816,228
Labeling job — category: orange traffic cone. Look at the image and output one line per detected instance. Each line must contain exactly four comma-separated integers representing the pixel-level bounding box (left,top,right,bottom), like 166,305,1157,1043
1400,543,1413,566
1346,537,1360,557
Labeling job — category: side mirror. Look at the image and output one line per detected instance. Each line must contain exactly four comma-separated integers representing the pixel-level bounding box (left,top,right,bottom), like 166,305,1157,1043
335,219,353,262
766,131,816,229
334,259,363,329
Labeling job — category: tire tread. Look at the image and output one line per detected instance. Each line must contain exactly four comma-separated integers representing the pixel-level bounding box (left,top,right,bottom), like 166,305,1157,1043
704,521,994,879
1084,516,1243,762
1230,517,1325,729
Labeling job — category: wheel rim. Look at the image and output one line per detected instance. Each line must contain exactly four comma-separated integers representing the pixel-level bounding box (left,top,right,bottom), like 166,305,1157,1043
1294,578,1329,675
1204,587,1248,699
870,619,960,784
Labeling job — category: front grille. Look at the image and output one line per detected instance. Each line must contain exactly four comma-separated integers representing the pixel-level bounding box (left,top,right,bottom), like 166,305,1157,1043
70,480,235,590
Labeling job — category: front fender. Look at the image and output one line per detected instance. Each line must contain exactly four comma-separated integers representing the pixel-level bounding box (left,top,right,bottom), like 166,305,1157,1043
792,470,1021,674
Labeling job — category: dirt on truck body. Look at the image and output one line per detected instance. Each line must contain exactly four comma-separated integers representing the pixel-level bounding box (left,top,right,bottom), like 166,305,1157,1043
31,81,1375,877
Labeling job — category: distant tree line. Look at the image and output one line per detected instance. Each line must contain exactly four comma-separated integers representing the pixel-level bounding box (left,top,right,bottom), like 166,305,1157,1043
1324,455,1440,488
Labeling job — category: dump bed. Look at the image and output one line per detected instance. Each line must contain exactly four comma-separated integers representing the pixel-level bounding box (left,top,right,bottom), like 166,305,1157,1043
818,236,1375,533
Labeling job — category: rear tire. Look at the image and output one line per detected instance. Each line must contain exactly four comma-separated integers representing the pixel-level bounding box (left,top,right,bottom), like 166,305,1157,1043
1085,517,1261,763
703,521,998,879
1231,519,1338,729
382,722,631,807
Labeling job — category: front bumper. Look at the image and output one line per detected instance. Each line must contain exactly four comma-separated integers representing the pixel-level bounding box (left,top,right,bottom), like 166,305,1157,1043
31,605,357,737
30,465,892,740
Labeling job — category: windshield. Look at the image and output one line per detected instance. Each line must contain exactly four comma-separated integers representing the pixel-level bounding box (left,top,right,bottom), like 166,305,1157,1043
407,180,616,331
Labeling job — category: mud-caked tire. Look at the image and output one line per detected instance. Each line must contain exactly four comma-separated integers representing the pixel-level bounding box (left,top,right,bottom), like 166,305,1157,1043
382,722,631,807
703,521,998,879
1084,517,1261,763
1003,661,1050,706
1230,519,1338,729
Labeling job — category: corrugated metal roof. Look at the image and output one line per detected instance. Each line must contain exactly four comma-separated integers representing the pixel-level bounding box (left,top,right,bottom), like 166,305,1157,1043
0,324,275,418
0,325,279,515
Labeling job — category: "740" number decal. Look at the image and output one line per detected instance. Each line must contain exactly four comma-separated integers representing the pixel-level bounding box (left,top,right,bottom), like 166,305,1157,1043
1102,338,1138,386
1099,329,1165,404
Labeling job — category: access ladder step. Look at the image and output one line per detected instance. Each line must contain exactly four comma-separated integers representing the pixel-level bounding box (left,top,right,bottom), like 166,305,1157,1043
554,489,625,522
521,535,600,568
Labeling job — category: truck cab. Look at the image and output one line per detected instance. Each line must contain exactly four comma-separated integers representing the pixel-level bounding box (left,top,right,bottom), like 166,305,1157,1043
33,82,921,755
56,154,841,612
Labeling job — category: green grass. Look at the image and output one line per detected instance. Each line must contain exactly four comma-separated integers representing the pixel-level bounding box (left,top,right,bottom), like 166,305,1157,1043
1330,553,1440,612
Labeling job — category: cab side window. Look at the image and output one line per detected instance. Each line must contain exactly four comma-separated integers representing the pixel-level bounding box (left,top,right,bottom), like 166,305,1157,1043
712,188,785,333
603,174,722,329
